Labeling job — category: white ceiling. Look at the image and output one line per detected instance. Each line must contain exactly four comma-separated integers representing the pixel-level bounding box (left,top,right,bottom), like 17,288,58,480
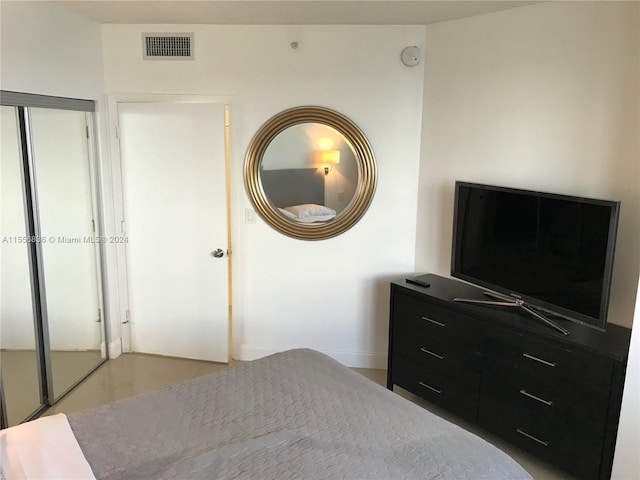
54,0,540,25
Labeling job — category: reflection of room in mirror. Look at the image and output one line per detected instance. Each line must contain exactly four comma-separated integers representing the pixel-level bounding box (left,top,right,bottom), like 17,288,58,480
260,122,358,219
1,103,107,426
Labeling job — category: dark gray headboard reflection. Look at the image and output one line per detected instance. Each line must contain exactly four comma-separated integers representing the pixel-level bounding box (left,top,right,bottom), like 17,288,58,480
260,168,324,208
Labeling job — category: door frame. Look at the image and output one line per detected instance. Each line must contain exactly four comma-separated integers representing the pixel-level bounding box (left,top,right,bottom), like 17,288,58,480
106,94,233,361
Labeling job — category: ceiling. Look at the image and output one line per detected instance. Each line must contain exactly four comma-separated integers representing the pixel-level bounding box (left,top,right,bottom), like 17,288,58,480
55,0,540,25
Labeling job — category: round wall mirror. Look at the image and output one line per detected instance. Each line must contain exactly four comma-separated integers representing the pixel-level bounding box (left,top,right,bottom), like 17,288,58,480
244,106,377,240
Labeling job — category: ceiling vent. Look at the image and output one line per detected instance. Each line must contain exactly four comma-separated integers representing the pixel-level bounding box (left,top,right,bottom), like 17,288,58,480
143,33,194,60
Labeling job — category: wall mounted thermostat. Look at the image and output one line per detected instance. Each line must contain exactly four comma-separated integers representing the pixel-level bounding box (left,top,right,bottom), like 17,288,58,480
401,46,421,67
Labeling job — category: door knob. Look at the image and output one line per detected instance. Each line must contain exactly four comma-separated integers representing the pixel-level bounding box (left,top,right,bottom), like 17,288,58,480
211,249,224,258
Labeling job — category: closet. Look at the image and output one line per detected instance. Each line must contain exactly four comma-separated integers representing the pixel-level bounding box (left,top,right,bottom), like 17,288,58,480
0,91,107,427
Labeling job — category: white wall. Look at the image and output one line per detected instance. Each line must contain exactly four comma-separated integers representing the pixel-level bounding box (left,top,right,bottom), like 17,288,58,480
262,123,327,170
101,24,425,367
324,145,358,214
417,1,640,328
0,1,120,355
612,276,640,479
0,2,102,100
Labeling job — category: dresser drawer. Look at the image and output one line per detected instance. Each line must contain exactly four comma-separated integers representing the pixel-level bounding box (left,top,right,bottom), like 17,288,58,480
393,325,481,388
485,326,613,394
390,277,630,480
479,394,604,480
393,293,482,348
482,358,608,435
391,355,478,422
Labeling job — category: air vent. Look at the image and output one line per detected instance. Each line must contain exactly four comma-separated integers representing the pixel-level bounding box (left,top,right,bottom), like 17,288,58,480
143,33,193,60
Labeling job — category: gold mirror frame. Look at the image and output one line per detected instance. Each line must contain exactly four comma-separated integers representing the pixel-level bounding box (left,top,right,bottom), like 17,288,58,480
244,106,377,240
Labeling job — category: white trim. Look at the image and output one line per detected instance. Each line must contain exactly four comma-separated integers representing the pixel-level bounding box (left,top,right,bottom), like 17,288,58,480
108,338,122,359
237,345,388,369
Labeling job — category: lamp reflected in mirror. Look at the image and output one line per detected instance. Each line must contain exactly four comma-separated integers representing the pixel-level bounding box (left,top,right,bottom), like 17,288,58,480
260,122,357,217
314,149,340,175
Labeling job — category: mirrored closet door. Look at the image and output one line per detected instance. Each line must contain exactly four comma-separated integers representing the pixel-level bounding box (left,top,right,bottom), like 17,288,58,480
0,105,45,425
0,92,107,427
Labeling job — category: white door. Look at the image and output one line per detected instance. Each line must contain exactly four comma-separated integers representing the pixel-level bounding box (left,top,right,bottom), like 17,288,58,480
118,102,229,362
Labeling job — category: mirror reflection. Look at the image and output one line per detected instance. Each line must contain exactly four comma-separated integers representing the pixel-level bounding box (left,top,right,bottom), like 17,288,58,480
1,106,44,426
244,106,376,240
30,108,106,401
260,123,359,222
0,100,106,426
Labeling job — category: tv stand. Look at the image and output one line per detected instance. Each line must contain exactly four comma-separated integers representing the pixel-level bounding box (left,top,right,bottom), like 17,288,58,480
387,274,631,480
453,291,570,335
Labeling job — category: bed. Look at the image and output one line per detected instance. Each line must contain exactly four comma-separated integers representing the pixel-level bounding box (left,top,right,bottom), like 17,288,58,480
1,349,532,480
261,168,338,222
260,168,325,208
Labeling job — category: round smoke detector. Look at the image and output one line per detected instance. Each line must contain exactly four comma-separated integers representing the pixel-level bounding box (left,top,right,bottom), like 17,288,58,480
401,46,421,67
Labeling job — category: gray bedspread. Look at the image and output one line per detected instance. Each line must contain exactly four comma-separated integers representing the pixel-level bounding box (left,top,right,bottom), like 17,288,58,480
68,349,531,480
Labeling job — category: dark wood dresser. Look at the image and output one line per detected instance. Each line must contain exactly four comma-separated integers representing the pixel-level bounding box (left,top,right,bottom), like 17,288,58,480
387,274,631,480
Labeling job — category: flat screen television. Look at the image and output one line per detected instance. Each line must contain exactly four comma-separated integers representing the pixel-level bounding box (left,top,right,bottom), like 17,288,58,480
451,181,620,331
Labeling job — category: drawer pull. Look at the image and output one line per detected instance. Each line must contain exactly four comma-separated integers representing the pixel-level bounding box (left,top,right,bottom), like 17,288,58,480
422,316,446,327
418,381,442,394
420,347,444,360
519,389,553,406
522,352,557,367
516,428,549,447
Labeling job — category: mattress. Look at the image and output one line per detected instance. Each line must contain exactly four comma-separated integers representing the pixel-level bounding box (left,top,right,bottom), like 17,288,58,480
64,348,532,480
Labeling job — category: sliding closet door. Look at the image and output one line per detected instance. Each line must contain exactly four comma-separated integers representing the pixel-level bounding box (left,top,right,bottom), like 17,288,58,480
29,108,105,401
0,106,46,425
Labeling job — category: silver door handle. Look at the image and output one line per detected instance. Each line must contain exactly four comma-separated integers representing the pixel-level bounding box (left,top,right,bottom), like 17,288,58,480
211,249,224,258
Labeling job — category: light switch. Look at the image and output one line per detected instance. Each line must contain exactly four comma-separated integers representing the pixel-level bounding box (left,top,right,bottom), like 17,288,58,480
245,208,256,224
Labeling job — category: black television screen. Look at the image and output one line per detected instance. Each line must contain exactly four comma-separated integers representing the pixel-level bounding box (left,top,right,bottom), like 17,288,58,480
451,182,620,330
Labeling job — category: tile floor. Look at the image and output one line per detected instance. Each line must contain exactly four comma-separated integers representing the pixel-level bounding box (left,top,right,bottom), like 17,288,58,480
1,349,103,425
43,353,228,416
43,353,575,480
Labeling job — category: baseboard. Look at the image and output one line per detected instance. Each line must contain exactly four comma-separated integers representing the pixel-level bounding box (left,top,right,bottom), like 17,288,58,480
237,345,387,369
108,338,123,359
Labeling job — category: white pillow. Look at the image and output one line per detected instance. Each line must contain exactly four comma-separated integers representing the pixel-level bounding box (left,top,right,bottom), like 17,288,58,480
295,214,336,223
278,208,297,219
284,204,336,219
